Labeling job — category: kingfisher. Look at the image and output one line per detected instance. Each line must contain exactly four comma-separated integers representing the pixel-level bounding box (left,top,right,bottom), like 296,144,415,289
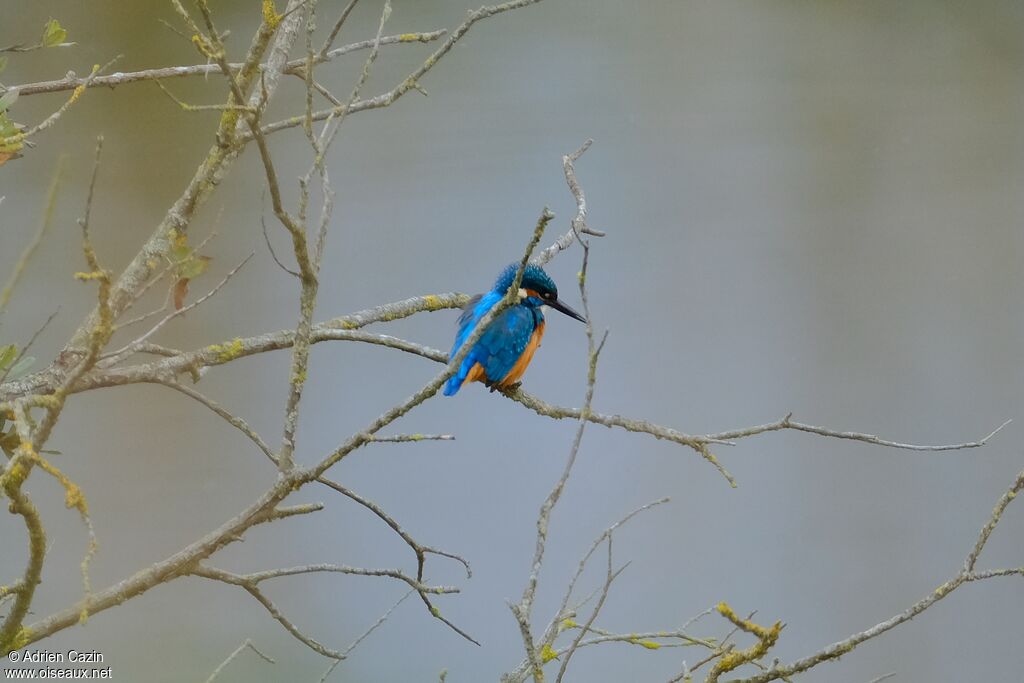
443,262,586,396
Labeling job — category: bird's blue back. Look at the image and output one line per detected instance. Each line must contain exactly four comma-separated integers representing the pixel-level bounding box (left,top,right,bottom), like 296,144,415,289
443,289,544,396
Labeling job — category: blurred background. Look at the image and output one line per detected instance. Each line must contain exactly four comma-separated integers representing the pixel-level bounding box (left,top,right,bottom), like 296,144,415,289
2,1,1024,681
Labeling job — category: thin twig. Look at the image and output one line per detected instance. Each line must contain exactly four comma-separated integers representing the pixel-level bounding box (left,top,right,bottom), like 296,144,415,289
205,639,275,683
708,414,1011,452
103,252,254,363
0,308,58,384
318,589,414,682
0,157,66,313
535,139,605,266
319,0,361,58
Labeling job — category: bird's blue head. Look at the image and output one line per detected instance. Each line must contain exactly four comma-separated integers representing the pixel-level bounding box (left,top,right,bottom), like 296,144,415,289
492,262,586,322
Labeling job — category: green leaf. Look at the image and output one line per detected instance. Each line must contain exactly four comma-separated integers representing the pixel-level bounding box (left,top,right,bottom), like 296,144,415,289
0,111,18,137
170,244,192,263
41,19,67,48
0,56,8,74
178,255,211,281
0,344,16,370
0,90,18,114
42,19,67,48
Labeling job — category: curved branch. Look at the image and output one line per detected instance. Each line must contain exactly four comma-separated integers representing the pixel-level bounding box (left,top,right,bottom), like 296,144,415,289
0,473,46,654
191,562,458,660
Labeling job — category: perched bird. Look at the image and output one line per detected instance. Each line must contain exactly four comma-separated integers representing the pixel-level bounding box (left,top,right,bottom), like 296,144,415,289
444,262,586,396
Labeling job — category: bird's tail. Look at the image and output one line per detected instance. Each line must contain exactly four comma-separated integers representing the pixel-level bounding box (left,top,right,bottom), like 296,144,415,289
445,354,484,396
443,362,468,396
443,375,463,396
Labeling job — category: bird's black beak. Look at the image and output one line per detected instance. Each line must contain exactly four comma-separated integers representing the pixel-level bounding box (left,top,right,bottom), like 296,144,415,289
549,298,586,323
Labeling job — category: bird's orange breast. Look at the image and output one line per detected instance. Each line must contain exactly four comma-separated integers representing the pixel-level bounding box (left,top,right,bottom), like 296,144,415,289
496,320,545,388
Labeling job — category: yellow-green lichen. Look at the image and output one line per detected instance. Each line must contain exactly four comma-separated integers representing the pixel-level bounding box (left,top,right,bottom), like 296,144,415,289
629,638,660,650
74,271,106,281
710,602,782,678
10,627,33,650
540,643,559,663
28,394,63,410
262,0,282,29
45,463,85,514
398,33,419,42
208,338,244,362
0,458,30,491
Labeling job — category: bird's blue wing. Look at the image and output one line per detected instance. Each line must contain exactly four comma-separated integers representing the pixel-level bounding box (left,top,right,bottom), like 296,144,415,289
475,306,537,383
450,293,491,359
444,292,498,395
443,293,538,395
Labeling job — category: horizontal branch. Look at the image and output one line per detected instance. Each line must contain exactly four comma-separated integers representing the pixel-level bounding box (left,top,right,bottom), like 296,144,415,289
191,563,457,595
3,294,1004,491
708,413,1011,452
9,31,447,97
0,292,468,401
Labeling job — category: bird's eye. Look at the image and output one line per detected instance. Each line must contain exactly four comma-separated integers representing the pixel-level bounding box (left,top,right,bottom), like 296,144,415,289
543,291,554,300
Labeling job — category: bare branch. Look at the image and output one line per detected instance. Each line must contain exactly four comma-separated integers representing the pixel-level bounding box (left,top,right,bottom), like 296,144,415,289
10,32,446,97
535,139,605,267
191,563,457,595
191,558,459,658
152,379,276,463
708,413,1011,453
866,674,897,683
316,476,473,642
318,0,361,59
8,58,119,146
